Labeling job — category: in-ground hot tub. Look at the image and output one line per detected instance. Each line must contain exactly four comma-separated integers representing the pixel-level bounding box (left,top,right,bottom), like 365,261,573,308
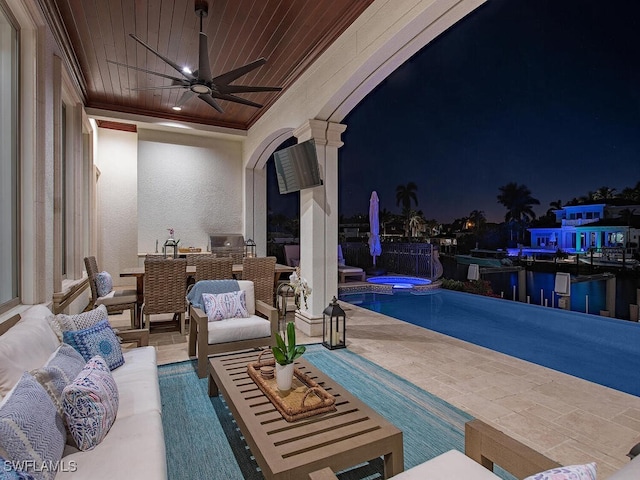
367,276,432,289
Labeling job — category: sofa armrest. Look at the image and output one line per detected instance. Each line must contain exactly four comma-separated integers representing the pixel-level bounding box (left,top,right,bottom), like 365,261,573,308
465,419,561,478
255,299,279,338
118,328,150,347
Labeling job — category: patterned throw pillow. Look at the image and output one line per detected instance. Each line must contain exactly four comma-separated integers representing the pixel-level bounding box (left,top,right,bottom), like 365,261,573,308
95,271,113,298
48,304,108,341
62,356,119,451
30,344,87,418
202,290,249,322
0,373,66,480
524,463,597,480
0,454,35,479
63,318,124,370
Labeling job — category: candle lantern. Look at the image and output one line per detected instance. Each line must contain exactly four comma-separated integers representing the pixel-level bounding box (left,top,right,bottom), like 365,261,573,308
322,296,346,350
163,238,179,258
244,238,256,258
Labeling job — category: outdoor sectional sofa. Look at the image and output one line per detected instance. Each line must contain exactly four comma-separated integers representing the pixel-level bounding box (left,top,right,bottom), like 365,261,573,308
0,305,167,480
310,418,640,479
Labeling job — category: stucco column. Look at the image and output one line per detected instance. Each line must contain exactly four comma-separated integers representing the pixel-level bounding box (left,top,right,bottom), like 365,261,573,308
294,119,346,337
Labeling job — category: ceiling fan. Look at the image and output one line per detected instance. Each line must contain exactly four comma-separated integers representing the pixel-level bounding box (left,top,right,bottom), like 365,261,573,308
107,0,282,114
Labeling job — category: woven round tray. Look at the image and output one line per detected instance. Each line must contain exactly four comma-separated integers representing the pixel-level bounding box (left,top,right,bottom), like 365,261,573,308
246,351,336,422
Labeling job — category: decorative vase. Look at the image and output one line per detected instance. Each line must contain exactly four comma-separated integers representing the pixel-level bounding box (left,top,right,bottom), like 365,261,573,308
275,363,295,391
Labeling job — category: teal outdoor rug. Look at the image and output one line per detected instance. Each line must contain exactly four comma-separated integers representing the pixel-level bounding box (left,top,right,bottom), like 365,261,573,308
158,345,503,479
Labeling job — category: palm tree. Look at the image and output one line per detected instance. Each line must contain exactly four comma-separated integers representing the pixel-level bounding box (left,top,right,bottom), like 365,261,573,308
593,186,617,201
497,182,540,243
408,210,425,238
619,181,640,203
379,208,393,236
546,199,563,217
395,182,418,210
468,210,486,234
396,182,418,238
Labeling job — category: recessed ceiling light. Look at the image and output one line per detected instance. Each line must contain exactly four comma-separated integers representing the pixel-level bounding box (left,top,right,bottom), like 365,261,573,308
172,106,182,111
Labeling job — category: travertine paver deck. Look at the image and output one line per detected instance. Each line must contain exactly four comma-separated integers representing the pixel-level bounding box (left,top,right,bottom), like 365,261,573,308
114,292,640,479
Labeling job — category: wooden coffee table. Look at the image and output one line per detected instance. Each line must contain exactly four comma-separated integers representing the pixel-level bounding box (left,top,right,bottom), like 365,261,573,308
208,350,404,479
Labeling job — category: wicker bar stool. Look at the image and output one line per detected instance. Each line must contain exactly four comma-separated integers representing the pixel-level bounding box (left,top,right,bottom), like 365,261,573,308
242,256,277,306
191,256,233,282
142,257,188,334
84,256,138,328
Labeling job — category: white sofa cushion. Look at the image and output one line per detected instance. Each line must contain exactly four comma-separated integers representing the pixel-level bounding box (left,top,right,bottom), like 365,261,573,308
393,450,501,480
237,280,256,314
610,455,640,480
111,347,161,418
207,316,271,344
57,410,167,480
0,306,60,397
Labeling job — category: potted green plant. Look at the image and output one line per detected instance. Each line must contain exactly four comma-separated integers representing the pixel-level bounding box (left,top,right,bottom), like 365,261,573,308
272,322,306,391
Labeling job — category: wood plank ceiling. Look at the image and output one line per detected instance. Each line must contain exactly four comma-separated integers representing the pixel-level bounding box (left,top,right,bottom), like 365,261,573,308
46,0,374,130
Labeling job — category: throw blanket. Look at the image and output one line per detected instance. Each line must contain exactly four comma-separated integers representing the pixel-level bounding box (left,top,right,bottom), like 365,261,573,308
187,280,240,310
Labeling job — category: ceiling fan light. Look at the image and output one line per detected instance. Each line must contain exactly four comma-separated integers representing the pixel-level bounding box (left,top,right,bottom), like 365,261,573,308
191,84,211,94
172,106,182,111
182,67,192,75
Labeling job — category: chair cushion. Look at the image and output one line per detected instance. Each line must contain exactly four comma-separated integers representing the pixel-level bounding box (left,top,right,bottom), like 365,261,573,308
96,290,137,306
207,316,271,344
202,290,249,321
95,271,113,297
524,463,597,480
0,309,60,397
30,344,87,418
186,279,240,310
62,356,119,451
393,450,501,479
112,347,161,419
63,319,124,370
0,373,66,480
48,305,108,341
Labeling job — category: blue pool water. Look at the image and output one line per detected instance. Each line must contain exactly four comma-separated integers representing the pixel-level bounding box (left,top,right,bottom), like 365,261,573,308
367,276,432,289
341,289,640,397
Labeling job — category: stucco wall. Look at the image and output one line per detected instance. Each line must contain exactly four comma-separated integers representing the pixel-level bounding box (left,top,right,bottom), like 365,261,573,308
137,129,243,254
95,127,138,287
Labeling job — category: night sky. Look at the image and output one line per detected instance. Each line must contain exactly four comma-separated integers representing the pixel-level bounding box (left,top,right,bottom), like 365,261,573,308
335,0,640,223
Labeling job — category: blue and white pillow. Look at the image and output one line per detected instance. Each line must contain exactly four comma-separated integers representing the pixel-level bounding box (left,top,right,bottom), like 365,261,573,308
524,463,597,480
202,290,249,322
62,356,119,451
95,271,113,298
30,344,87,418
0,373,66,480
48,304,108,341
63,319,124,370
0,453,36,479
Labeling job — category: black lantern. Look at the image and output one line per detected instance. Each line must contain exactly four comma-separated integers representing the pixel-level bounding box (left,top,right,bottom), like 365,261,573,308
244,238,256,258
323,296,346,350
163,238,179,258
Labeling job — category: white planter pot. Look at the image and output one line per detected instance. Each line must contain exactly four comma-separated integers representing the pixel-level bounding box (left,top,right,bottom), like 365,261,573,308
275,363,295,391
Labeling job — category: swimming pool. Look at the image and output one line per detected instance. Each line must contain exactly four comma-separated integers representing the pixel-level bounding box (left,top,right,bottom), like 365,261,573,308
340,289,640,397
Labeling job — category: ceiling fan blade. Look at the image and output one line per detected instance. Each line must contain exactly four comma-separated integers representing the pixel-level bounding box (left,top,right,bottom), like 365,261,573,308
129,34,195,80
211,58,267,86
130,85,187,91
198,32,212,81
212,93,263,108
175,90,195,108
198,93,224,113
107,59,187,83
217,85,282,94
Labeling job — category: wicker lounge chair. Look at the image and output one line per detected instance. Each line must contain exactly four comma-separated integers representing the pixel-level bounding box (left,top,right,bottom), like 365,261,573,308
142,257,188,334
84,256,138,328
191,256,233,282
242,256,277,306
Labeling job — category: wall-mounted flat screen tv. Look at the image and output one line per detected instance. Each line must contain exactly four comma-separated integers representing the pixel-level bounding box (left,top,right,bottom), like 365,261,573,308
273,139,322,194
